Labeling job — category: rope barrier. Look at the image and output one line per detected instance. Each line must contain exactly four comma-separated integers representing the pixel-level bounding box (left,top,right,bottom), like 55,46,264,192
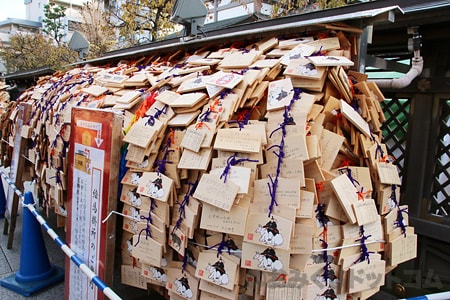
0,169,122,300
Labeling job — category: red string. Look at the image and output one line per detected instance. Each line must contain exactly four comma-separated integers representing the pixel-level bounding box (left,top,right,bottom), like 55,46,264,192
339,159,352,168
135,91,157,120
195,122,210,130
168,128,175,146
315,181,325,204
275,273,287,283
357,187,372,201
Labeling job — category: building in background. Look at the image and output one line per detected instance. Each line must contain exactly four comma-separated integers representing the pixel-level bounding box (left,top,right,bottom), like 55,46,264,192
24,0,87,42
0,18,41,75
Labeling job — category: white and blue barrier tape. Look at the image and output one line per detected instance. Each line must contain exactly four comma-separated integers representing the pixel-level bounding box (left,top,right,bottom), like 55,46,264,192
0,170,122,300
400,291,450,300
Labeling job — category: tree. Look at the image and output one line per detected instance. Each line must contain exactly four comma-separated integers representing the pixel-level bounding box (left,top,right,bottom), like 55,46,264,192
76,0,117,59
107,0,177,47
0,33,78,73
248,0,347,18
42,3,67,45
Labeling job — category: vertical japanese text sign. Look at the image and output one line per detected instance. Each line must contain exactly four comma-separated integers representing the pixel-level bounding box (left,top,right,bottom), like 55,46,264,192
65,108,122,300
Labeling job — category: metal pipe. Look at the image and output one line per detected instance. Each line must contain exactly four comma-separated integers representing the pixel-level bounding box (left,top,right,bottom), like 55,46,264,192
370,55,423,89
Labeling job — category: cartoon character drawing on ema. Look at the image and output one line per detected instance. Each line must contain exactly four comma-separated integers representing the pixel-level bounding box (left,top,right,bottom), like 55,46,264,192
128,187,142,207
129,206,140,219
256,218,284,247
150,266,167,283
206,258,229,285
174,276,193,299
130,172,142,185
298,62,318,76
316,287,339,300
146,176,164,199
268,86,289,107
126,237,133,254
171,232,182,251
253,247,283,272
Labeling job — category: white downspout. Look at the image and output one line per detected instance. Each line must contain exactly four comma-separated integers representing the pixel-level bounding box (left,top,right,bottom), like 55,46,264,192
370,54,423,89
370,27,423,90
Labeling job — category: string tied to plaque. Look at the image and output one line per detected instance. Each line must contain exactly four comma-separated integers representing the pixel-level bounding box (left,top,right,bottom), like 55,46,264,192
207,233,237,257
218,88,233,100
228,107,254,130
388,184,408,235
168,62,186,73
53,97,71,126
154,135,174,176
135,211,152,247
315,203,329,229
394,205,408,237
338,166,370,201
266,90,301,217
134,91,157,121
135,198,158,246
354,225,374,264
371,134,397,164
310,45,326,56
220,152,258,183
181,252,189,273
315,181,325,205
275,273,287,284
75,94,90,106
172,180,198,234
319,238,331,285
338,167,360,188
195,108,212,130
145,104,168,127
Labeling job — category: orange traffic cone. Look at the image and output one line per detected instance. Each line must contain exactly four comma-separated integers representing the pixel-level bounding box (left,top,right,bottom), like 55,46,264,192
0,192,64,296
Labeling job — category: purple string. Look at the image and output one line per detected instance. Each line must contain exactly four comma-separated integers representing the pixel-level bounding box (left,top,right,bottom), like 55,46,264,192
352,98,360,111
394,206,408,237
265,89,302,216
354,226,373,264
266,140,284,216
168,63,186,72
146,104,168,126
315,203,329,228
227,108,253,130
231,67,259,76
198,107,212,123
172,180,198,234
375,142,384,160
49,168,63,188
390,185,398,207
390,184,408,237
134,198,157,246
218,89,233,100
160,73,180,81
320,239,330,284
135,212,152,247
75,94,89,106
338,167,363,197
220,153,259,183
310,46,324,56
181,249,189,273
153,136,174,175
206,233,234,257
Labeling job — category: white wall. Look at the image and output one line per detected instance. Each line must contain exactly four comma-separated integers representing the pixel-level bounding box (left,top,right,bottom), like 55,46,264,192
26,0,50,22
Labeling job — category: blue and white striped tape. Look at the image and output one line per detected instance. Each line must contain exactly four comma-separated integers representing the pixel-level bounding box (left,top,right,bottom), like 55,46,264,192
400,292,450,300
0,170,122,300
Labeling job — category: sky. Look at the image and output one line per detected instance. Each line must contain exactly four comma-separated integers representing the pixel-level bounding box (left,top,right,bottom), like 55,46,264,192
0,0,26,22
